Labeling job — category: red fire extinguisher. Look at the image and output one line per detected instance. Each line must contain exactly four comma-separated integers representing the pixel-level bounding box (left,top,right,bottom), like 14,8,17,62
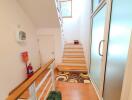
26,63,34,78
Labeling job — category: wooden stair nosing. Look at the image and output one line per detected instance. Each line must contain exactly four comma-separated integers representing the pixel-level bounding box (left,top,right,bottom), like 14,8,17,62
63,54,84,57
58,69,88,72
60,64,87,67
64,51,84,53
64,46,82,48
57,66,88,72
64,47,83,50
63,54,84,56
65,43,82,45
63,55,85,58
65,44,82,46
63,60,86,64
62,58,85,60
64,49,83,51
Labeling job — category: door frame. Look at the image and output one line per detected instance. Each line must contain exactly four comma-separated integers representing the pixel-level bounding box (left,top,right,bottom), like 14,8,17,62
89,0,112,99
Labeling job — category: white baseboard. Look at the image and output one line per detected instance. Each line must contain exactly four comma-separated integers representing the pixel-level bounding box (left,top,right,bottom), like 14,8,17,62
89,75,101,100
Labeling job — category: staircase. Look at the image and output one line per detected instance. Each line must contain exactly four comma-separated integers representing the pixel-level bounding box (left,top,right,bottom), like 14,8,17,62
57,43,88,72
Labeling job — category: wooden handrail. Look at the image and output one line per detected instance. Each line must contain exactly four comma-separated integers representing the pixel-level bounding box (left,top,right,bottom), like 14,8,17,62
7,58,55,100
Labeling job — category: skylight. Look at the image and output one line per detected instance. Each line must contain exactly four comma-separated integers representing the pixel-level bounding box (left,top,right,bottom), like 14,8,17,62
60,0,72,18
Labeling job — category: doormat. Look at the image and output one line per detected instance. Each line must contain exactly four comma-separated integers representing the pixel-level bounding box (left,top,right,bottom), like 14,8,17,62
56,72,90,83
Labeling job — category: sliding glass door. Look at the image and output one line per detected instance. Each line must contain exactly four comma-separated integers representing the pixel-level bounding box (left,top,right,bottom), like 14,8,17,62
103,0,132,100
90,5,107,89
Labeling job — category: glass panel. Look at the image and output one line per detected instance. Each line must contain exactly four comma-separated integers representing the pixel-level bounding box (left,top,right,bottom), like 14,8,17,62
103,0,132,100
93,0,100,11
90,5,106,89
60,1,72,17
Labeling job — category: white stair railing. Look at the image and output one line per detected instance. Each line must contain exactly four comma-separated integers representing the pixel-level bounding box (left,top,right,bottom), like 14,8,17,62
54,0,63,32
7,59,55,100
29,82,37,100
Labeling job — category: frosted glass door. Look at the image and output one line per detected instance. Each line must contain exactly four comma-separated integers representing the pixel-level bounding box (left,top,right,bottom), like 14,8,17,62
103,0,132,100
90,5,106,89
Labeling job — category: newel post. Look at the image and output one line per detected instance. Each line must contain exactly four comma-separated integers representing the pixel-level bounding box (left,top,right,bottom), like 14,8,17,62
51,61,55,91
29,82,37,100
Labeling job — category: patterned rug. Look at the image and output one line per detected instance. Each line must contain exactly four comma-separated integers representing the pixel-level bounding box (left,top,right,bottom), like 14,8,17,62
56,72,90,83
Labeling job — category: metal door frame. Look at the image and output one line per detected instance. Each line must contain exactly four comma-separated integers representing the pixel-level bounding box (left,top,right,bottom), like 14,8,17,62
89,0,112,99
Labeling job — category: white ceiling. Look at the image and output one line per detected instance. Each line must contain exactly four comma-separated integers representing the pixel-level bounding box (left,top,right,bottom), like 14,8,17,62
18,0,60,28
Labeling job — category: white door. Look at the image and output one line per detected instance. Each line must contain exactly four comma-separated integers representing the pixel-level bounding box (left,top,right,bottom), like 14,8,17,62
38,35,55,64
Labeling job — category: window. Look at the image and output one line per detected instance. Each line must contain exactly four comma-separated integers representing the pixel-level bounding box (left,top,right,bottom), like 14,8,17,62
60,0,72,18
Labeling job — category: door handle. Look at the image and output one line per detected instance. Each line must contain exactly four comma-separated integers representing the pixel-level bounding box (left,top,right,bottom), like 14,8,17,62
98,40,105,56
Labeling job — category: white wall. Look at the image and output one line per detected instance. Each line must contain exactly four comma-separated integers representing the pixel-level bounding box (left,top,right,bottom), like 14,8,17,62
37,28,62,65
63,0,82,42
80,0,91,70
63,19,80,41
38,35,55,64
0,0,40,99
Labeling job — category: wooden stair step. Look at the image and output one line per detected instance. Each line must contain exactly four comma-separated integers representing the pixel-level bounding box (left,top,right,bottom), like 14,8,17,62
60,42,87,72
65,42,81,44
63,60,86,64
61,63,86,67
63,53,84,56
57,65,88,72
64,45,82,48
63,55,85,58
65,43,81,45
64,49,83,52
64,51,84,53
64,47,83,49
65,43,81,44
62,58,85,60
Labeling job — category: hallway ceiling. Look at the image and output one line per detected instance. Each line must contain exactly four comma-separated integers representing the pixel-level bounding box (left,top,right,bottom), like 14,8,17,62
18,0,60,28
